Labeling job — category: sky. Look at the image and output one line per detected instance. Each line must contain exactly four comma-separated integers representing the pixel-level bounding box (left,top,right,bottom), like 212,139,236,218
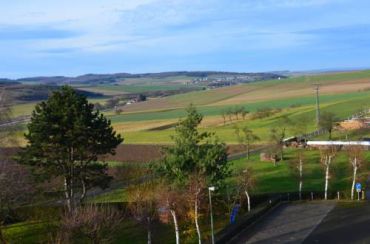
1,0,370,78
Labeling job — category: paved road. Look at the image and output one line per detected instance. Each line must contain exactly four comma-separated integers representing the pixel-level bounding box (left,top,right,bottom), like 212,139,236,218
303,202,370,244
232,202,335,244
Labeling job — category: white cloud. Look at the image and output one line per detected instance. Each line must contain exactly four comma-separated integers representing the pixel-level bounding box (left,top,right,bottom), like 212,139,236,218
1,0,370,77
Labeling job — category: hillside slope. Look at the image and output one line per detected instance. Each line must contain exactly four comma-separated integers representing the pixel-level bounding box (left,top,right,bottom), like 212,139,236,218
120,70,370,113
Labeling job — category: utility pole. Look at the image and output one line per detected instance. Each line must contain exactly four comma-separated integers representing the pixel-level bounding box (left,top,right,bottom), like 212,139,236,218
313,84,320,128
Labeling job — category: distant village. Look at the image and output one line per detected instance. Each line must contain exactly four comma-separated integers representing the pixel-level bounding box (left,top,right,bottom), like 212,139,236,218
190,74,283,88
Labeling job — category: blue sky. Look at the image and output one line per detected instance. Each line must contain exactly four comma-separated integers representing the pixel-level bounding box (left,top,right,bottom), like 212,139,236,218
1,0,370,78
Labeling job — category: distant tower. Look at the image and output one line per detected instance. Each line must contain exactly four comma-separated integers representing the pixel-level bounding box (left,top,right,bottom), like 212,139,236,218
313,84,320,127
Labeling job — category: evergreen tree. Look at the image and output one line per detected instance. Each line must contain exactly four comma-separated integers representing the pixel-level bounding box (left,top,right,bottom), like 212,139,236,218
18,86,123,211
153,104,229,243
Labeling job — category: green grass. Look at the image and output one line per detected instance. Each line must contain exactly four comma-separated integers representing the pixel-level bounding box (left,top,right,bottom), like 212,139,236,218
8,89,370,146
92,147,370,205
3,221,56,243
110,90,370,123
231,148,370,195
116,90,370,144
11,102,38,118
90,188,128,203
112,220,175,244
10,97,109,119
2,219,174,244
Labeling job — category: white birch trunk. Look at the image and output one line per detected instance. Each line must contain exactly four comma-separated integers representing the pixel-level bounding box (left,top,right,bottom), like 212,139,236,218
194,195,202,244
64,177,71,212
299,159,303,200
245,190,251,212
170,210,180,244
324,156,331,200
80,179,86,203
147,230,151,244
351,157,358,200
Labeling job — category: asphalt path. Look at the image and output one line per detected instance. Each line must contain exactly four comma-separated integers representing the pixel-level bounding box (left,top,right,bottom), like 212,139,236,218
303,202,370,244
232,202,335,244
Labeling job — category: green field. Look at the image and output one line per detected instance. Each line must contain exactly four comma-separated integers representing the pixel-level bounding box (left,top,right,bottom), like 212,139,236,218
7,70,370,146
90,147,370,204
114,92,370,144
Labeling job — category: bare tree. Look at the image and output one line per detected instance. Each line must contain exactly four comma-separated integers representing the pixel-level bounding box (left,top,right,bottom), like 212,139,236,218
221,111,227,125
241,108,249,120
226,108,233,122
158,185,186,244
289,150,305,200
234,125,260,160
291,115,310,143
54,204,123,244
236,168,255,212
233,107,239,120
0,89,34,243
127,179,158,244
186,173,206,244
320,146,338,200
319,112,337,140
269,128,284,163
270,115,292,161
347,146,365,200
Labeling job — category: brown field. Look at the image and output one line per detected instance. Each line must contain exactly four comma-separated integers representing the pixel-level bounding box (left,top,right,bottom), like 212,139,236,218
112,116,226,133
120,84,254,113
1,144,246,163
113,119,178,132
77,87,128,96
104,144,246,162
212,78,370,105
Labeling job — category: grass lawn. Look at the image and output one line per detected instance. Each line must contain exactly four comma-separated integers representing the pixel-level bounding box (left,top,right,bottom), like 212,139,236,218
3,221,56,243
92,147,370,205
90,188,128,203
112,220,175,244
2,219,175,244
231,148,370,196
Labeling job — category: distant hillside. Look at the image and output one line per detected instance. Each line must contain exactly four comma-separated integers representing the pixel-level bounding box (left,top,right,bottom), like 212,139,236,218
118,69,370,113
1,71,284,85
0,84,104,104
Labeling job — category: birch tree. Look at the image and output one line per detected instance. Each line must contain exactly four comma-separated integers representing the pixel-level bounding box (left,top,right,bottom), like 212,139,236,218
290,151,305,200
347,146,364,200
320,146,338,200
186,173,206,244
158,185,186,244
236,168,255,212
127,178,158,244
